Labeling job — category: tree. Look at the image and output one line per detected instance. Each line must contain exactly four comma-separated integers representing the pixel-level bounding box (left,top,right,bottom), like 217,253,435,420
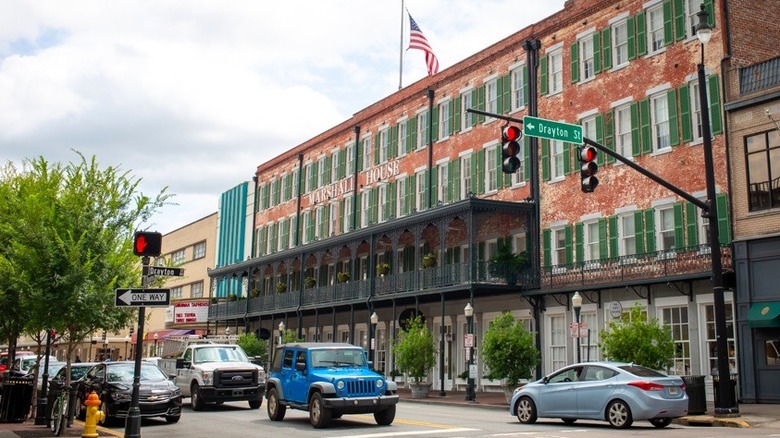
392,315,436,384
236,332,268,360
481,311,539,388
599,304,675,370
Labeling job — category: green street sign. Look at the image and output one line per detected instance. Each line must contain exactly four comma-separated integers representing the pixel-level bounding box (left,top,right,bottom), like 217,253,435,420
523,115,583,144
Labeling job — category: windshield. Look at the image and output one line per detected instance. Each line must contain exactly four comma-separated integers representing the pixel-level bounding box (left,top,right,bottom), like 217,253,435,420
106,363,168,383
311,349,366,368
619,365,667,377
193,346,249,364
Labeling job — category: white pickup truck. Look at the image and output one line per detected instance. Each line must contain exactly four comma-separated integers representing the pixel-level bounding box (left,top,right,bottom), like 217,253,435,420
158,342,265,411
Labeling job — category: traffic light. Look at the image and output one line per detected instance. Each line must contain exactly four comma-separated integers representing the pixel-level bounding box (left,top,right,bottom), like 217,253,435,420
579,145,599,192
501,125,522,174
133,231,162,257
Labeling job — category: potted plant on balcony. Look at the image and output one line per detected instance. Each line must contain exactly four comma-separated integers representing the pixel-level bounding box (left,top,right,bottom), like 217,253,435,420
304,276,317,288
275,282,287,293
337,271,350,283
422,252,437,268
376,262,390,276
249,288,260,298
392,315,436,398
481,311,539,403
489,245,529,286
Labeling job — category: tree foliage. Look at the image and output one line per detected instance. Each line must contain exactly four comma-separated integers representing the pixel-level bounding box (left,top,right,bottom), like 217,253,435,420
392,315,436,384
236,332,268,362
480,311,539,387
598,304,675,370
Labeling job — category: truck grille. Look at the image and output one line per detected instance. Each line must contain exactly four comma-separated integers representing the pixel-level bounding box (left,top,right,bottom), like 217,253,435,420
214,369,257,388
346,379,377,396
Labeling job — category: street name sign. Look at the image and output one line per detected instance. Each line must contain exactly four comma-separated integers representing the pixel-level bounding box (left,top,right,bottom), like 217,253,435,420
523,115,583,144
115,288,171,307
143,266,185,277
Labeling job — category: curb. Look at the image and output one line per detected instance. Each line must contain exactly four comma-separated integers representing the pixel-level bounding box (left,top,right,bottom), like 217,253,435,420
673,415,751,428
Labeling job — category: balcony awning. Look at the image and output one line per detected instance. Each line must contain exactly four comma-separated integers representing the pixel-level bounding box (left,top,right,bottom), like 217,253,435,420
747,302,780,328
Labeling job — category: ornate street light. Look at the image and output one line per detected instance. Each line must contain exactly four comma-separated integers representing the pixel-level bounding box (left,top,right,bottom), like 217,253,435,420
464,303,476,402
153,333,159,357
369,312,378,368
572,291,582,364
278,321,285,345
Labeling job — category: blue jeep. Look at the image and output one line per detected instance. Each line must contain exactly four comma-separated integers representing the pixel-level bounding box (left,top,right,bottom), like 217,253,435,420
265,342,399,428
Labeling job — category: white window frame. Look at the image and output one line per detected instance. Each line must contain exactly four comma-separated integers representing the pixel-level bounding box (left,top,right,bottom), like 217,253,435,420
510,64,526,111
361,136,372,170
461,90,473,131
584,220,601,264
580,34,595,82
379,127,389,163
329,202,338,236
398,120,408,157
438,162,449,204
193,241,206,260
618,212,637,258
689,79,704,143
612,19,629,68
417,111,429,150
551,139,565,180
615,104,633,159
360,191,370,228
548,49,563,95
378,184,388,223
345,143,355,175
397,176,407,218
315,206,325,240
415,170,427,211
439,100,451,139
656,204,676,254
650,91,671,152
552,227,568,268
485,145,498,192
191,281,204,299
317,157,327,187
343,196,353,232
461,154,472,199
647,3,666,54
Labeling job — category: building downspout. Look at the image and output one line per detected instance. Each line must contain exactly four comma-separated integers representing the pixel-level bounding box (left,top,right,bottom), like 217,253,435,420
720,0,736,251
427,88,435,208
251,176,258,258
294,153,304,247
352,125,361,231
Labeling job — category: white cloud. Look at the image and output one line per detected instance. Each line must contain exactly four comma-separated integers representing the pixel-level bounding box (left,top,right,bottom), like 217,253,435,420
0,0,566,234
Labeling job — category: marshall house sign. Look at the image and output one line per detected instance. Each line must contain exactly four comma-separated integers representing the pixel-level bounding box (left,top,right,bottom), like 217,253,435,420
308,160,400,205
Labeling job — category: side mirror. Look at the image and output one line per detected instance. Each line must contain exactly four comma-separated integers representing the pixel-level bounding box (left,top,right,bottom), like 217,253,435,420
175,358,189,369
295,362,306,372
542,376,549,384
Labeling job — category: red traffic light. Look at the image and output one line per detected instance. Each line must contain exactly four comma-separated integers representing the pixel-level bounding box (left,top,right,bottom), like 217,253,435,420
579,145,599,193
502,125,522,142
501,125,523,174
133,231,163,257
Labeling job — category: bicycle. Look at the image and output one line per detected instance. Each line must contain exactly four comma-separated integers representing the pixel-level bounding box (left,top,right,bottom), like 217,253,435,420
48,382,70,436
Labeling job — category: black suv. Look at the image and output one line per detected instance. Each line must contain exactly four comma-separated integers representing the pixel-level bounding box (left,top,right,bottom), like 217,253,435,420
265,342,399,428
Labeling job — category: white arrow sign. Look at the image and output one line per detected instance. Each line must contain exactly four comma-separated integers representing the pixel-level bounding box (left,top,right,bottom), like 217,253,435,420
115,288,171,307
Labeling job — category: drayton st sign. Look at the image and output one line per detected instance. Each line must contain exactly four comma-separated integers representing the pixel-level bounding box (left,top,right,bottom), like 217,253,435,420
523,115,583,144
115,288,171,307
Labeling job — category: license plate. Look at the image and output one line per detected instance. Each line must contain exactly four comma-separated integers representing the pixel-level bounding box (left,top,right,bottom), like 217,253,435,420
668,387,679,395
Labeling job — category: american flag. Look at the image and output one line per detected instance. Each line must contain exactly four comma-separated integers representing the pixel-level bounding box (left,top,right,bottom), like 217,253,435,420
408,13,439,76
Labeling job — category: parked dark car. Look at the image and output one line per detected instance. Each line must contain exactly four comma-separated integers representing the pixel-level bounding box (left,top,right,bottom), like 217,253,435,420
75,361,182,424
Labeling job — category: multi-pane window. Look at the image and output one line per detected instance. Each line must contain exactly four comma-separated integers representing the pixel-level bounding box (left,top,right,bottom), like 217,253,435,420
511,65,525,110
398,121,408,156
277,218,285,251
397,178,407,217
171,286,184,299
613,20,629,67
305,163,316,192
269,178,279,207
361,191,370,227
580,35,595,81
329,203,338,235
416,170,427,211
619,213,637,256
582,116,597,145
267,224,275,252
686,0,703,38
378,184,388,223
316,206,326,240
193,241,206,260
585,221,600,261
331,152,339,180
553,228,568,265
615,105,633,158
461,155,472,199
511,144,526,186
379,128,389,163
438,163,449,204
439,101,451,139
551,139,565,179
417,111,429,149
486,146,498,192
343,196,354,232
657,206,676,251
291,169,299,198
362,137,372,169
288,216,296,248
549,49,563,94
172,249,185,265
346,144,355,174
662,306,691,376
549,315,567,373
318,157,328,186
647,4,665,53
651,93,671,151
704,302,737,374
461,92,473,130
689,80,703,142
302,212,311,243
486,79,498,122
746,129,780,211
580,312,600,361
191,281,204,298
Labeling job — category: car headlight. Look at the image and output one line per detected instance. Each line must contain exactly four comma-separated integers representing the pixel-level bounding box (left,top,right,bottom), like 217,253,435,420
376,379,384,388
200,371,214,386
336,380,345,390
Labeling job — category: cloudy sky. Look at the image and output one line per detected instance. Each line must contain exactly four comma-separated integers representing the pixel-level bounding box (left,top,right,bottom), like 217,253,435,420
1,0,566,234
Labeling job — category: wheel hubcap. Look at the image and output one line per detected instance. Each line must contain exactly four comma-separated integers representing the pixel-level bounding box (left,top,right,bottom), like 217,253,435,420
609,403,626,426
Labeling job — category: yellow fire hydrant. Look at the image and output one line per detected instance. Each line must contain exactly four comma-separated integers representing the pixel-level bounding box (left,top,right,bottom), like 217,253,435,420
82,390,104,438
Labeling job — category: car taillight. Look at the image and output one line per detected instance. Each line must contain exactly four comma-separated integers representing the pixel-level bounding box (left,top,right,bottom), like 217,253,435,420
627,381,665,391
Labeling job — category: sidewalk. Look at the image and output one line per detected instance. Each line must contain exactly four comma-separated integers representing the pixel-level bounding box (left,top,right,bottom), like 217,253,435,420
1,390,778,437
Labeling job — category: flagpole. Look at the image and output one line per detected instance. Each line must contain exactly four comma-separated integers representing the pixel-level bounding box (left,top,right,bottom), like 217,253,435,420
399,0,405,90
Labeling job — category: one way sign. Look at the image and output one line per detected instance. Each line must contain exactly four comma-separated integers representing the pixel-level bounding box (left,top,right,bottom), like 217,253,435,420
115,288,171,307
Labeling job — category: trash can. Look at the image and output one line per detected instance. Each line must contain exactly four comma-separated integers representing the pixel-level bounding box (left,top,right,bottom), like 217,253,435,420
0,374,35,422
682,375,706,415
712,374,738,407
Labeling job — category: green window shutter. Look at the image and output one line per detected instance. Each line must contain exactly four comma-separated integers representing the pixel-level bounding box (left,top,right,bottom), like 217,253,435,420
523,65,530,105
500,146,510,188
390,125,399,158
575,222,584,265
630,102,641,157
313,161,320,188
601,27,612,71
409,117,418,153
431,166,439,205
704,0,715,28
356,144,364,171
523,136,531,181
541,139,550,181
595,114,606,166
679,84,693,142
451,159,461,200
640,98,652,154
674,202,685,249
308,213,316,243
338,199,345,234
543,229,552,267
608,216,619,258
477,86,486,123
389,181,397,219
604,110,616,164
593,32,602,74
354,196,362,229
502,73,512,113
644,209,656,253
470,154,479,195
280,219,287,250
565,225,574,265
370,188,378,224
599,218,608,259
324,155,332,185
627,15,636,60
663,0,674,45
708,75,723,134
540,55,549,95
431,107,440,142
284,174,292,201
257,225,265,256
667,88,680,146
564,142,572,175
636,11,647,57
685,201,699,247
570,43,580,83
674,0,686,41
476,149,486,194
374,132,381,165
453,96,462,133
634,211,646,254
407,175,415,214
716,193,730,244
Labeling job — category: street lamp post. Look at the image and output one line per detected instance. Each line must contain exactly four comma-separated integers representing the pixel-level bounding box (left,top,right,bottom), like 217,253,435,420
464,303,476,402
124,335,130,359
104,339,110,361
369,312,378,369
572,291,582,364
279,321,285,345
153,333,159,357
695,3,738,417
226,326,231,337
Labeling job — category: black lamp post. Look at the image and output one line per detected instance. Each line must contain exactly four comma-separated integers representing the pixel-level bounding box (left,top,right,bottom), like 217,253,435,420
694,3,738,417
153,333,159,357
34,328,55,425
124,335,130,360
369,312,378,369
464,303,476,402
572,291,582,364
278,321,285,345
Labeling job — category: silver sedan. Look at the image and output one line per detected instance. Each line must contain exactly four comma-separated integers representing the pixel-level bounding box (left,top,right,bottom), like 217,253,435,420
509,361,688,428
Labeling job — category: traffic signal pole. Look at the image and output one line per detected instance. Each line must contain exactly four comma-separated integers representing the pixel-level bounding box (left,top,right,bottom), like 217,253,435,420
124,256,149,438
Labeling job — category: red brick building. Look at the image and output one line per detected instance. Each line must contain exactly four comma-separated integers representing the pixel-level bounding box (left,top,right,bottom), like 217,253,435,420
209,0,779,403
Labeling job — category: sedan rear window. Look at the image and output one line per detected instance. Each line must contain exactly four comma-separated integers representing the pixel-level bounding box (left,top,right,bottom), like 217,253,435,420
619,365,667,377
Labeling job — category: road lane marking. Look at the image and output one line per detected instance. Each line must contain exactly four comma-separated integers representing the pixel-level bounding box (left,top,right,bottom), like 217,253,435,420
325,428,478,438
